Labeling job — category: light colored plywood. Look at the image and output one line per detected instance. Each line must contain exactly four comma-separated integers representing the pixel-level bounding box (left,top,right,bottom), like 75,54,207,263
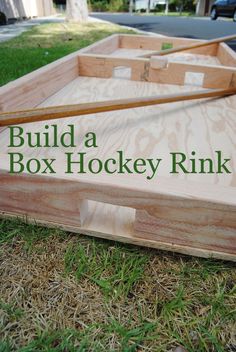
1,34,236,261
119,34,221,57
0,169,235,261
0,52,79,113
111,49,221,66
2,87,235,126
217,43,236,67
82,34,119,55
119,34,203,51
134,209,235,254
1,76,235,187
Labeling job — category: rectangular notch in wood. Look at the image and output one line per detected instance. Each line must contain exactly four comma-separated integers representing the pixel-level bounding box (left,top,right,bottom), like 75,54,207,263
79,200,135,235
184,72,205,87
113,66,132,79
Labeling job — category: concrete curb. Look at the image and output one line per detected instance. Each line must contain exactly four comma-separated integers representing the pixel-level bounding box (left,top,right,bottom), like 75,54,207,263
89,14,165,37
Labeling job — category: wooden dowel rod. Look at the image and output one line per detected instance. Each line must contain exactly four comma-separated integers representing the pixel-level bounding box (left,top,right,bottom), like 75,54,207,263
0,87,236,127
140,34,236,58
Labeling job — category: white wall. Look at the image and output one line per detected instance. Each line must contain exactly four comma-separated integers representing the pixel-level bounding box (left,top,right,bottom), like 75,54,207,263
0,0,54,19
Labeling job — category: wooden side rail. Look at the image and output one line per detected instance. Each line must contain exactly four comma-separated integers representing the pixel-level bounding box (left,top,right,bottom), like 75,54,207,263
0,169,235,259
134,209,236,255
119,34,219,57
217,42,236,67
140,34,236,58
0,53,80,113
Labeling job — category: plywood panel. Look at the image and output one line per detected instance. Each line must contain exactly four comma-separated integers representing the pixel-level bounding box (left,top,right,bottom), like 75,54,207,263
1,76,235,187
1,34,236,261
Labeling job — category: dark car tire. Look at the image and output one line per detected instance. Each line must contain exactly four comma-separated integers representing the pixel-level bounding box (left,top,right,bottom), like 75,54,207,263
0,12,7,26
210,7,218,20
233,9,236,21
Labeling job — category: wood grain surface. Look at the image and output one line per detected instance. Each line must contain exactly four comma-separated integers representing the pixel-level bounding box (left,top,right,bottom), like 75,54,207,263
2,87,236,127
0,34,236,260
140,34,236,58
1,75,235,186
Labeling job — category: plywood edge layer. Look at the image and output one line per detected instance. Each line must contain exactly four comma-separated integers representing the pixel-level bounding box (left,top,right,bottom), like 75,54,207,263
0,210,235,262
134,209,236,255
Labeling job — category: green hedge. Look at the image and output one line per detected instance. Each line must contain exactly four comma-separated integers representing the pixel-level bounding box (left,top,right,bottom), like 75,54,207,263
89,0,129,12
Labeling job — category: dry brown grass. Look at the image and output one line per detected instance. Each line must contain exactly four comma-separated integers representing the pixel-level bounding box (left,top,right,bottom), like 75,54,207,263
0,225,236,351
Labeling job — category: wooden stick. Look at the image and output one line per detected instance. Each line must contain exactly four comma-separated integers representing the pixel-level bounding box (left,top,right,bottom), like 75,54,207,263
140,34,236,58
0,87,236,127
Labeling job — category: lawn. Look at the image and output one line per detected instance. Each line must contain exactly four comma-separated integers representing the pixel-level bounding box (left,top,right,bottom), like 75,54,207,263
0,22,236,352
0,21,134,87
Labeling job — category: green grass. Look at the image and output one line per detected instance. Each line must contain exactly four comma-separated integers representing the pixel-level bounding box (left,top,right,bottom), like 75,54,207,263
0,218,63,247
0,218,236,351
64,241,148,298
0,22,134,87
0,22,236,352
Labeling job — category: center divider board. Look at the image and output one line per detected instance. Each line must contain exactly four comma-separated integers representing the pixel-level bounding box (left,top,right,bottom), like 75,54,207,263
77,55,236,88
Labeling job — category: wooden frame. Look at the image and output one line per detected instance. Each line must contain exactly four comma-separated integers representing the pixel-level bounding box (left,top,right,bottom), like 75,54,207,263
0,34,236,261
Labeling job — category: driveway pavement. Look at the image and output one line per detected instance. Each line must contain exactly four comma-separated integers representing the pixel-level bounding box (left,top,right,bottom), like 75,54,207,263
0,16,65,43
1,13,235,50
91,13,236,50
